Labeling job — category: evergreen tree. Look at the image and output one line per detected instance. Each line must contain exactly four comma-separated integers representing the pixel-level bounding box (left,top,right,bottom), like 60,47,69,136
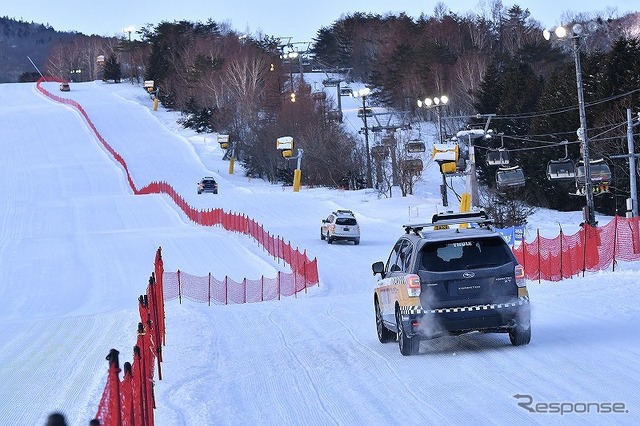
496,62,542,135
18,71,41,82
473,63,502,115
310,27,342,69
102,53,121,82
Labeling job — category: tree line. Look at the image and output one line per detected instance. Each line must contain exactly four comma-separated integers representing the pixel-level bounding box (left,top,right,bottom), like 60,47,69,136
41,4,640,217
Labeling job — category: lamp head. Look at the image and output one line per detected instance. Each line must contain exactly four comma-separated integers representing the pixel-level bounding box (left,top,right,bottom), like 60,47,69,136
572,23,584,35
555,26,567,38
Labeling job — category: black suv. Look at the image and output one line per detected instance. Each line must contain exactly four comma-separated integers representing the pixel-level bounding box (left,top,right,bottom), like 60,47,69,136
372,211,531,355
197,177,218,194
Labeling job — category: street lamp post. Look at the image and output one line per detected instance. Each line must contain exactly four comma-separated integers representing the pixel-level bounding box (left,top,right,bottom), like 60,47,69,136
123,26,135,84
544,23,597,226
418,95,449,205
281,51,299,92
353,87,373,188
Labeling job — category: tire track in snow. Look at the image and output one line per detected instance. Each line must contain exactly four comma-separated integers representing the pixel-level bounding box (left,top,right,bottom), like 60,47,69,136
324,302,449,423
267,307,339,425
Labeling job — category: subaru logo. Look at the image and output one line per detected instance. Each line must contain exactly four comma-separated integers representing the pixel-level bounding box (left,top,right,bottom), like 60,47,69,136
463,272,475,278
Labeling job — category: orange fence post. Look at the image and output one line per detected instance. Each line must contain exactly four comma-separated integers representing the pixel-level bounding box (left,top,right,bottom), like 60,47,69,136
243,278,247,303
613,215,618,272
537,230,541,283
154,248,165,347
304,261,308,293
122,362,134,426
177,270,182,304
582,225,587,277
107,348,123,426
132,345,143,426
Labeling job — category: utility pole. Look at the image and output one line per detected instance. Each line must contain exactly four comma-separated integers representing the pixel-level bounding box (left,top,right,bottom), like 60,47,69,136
361,96,372,188
627,109,638,217
544,23,598,226
417,96,449,206
573,35,596,226
123,26,135,84
610,109,640,217
353,88,373,188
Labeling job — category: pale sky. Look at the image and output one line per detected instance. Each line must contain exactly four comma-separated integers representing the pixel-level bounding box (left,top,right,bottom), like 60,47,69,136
6,1,637,42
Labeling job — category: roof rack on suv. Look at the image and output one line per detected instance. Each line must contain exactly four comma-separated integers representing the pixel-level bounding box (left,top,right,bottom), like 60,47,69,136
334,209,354,216
403,210,493,235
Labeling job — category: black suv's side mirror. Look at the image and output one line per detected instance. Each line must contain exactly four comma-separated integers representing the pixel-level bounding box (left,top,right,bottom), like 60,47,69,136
372,261,385,276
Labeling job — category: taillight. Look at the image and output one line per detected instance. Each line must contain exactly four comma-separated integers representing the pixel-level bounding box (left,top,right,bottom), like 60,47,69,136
405,274,421,297
515,265,526,287
329,225,335,232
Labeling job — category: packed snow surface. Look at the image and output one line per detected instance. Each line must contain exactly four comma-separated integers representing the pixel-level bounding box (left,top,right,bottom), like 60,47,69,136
0,79,638,425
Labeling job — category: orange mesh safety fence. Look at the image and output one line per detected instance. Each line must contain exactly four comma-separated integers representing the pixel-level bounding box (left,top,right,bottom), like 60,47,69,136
37,76,640,423
35,77,319,288
512,216,640,281
162,263,317,305
94,250,165,426
36,77,319,425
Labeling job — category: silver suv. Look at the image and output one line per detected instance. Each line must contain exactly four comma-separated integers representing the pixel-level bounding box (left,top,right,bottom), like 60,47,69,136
320,210,360,245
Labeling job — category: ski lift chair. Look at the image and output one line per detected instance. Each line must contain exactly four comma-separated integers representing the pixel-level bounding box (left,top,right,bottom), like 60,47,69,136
371,145,390,160
574,159,611,195
496,166,526,190
327,110,342,121
340,86,353,96
486,149,510,166
546,141,576,180
547,159,576,180
406,140,426,153
357,107,373,118
401,158,423,173
312,91,326,101
590,159,612,195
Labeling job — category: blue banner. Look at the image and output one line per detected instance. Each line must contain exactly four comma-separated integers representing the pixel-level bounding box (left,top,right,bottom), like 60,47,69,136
495,225,525,245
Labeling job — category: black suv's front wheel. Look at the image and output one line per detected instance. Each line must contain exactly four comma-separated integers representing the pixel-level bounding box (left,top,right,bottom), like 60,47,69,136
396,306,419,356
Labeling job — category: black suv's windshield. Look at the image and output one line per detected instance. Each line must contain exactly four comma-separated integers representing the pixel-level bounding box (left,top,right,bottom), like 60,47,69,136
335,217,357,226
420,236,512,272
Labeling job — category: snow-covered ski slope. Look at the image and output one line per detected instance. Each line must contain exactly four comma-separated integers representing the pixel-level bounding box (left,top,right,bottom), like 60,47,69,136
0,79,638,425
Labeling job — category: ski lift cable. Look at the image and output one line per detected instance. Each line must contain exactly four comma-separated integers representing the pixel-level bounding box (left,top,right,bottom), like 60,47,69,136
445,88,640,123
475,142,578,154
588,120,627,141
488,88,640,121
527,118,629,138
496,117,630,149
